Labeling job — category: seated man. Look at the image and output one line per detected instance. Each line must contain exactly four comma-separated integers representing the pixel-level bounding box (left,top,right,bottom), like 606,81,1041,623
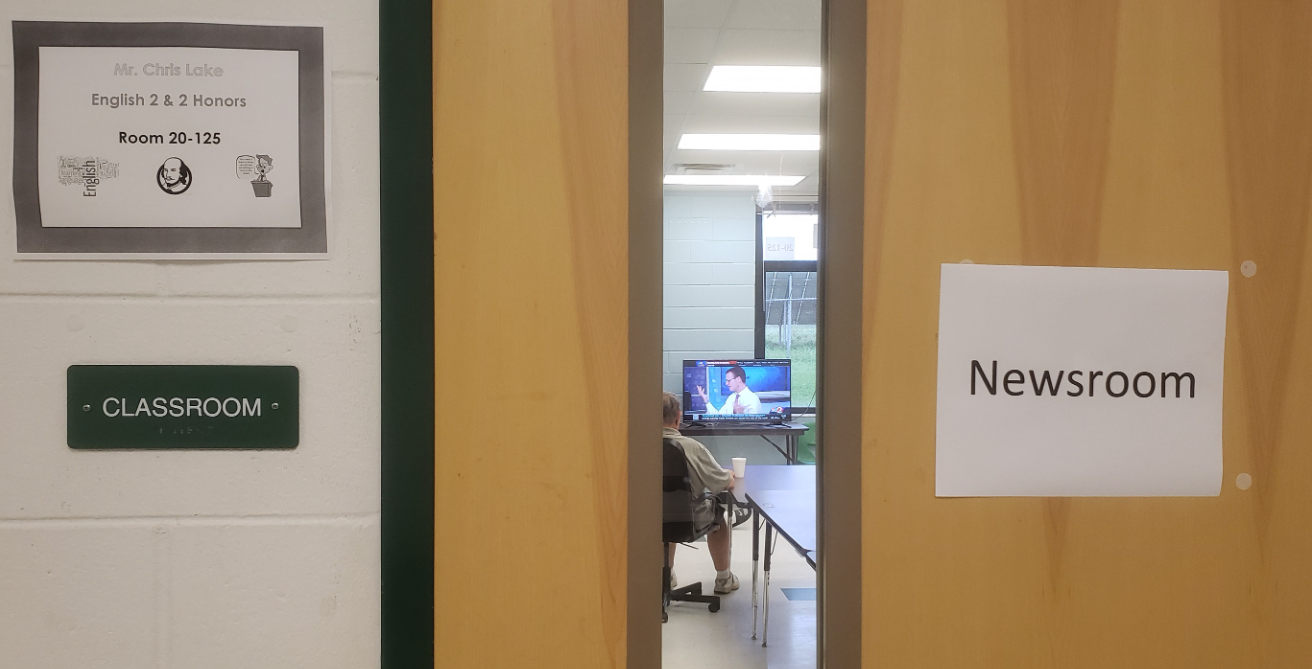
663,391,739,594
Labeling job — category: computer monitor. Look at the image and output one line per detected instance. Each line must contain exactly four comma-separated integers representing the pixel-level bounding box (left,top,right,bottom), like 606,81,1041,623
682,359,791,423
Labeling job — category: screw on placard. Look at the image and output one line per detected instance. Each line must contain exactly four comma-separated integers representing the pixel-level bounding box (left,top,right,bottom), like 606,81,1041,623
82,404,91,412
272,402,280,410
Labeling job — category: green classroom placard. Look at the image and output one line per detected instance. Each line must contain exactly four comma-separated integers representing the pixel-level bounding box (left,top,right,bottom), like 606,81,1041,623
67,365,298,449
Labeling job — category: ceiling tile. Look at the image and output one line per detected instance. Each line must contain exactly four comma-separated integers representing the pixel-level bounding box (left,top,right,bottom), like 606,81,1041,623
712,29,821,66
664,114,690,136
665,63,710,92
723,0,821,31
688,91,820,118
667,149,818,175
677,114,819,134
663,132,682,154
665,28,720,64
661,0,823,203
775,174,819,198
665,0,734,28
662,180,817,198
665,91,695,115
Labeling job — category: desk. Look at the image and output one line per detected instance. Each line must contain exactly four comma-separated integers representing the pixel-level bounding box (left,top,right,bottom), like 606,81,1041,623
732,464,815,646
678,422,811,464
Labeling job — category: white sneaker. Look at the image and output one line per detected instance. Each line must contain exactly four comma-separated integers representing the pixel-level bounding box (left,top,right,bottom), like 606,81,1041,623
713,572,739,594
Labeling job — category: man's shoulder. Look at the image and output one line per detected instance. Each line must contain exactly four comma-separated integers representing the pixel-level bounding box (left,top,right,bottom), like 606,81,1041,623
663,428,697,444
668,431,703,446
668,432,710,452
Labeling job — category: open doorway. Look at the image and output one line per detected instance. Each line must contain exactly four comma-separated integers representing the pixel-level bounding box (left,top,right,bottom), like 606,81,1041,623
660,1,822,666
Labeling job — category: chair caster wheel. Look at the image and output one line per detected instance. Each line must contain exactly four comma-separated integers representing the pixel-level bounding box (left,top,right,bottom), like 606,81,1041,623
709,602,720,613
662,611,668,623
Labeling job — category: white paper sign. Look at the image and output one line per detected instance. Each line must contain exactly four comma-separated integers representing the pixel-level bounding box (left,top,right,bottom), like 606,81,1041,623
12,21,327,257
37,46,301,228
935,264,1229,497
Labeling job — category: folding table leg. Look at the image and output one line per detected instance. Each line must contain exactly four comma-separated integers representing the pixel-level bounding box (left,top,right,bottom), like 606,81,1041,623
763,522,773,647
751,507,760,640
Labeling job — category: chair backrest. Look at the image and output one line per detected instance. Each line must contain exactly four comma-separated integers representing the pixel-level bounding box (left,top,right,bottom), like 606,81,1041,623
663,437,716,543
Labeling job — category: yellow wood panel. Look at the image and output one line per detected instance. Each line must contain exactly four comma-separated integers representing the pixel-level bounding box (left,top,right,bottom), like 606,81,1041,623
432,2,628,667
863,1,1312,666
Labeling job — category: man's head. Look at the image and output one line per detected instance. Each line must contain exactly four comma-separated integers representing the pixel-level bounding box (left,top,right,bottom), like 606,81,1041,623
725,365,748,392
662,391,681,428
161,158,183,186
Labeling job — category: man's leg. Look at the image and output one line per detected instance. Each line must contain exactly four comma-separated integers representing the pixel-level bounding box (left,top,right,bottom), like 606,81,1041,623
667,542,676,568
707,520,731,571
709,514,739,593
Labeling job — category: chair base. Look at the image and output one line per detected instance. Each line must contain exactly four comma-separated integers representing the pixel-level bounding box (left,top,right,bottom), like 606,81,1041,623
662,547,721,622
670,582,721,612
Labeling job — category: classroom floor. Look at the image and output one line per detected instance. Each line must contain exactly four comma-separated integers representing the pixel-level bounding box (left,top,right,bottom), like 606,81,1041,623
662,520,816,669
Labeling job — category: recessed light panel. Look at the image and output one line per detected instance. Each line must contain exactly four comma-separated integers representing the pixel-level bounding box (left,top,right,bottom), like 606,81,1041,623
663,175,806,186
703,66,821,93
678,134,820,151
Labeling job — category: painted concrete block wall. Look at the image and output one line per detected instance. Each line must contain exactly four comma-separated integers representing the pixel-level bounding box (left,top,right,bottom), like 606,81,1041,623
0,4,380,668
663,191,788,465
663,191,757,394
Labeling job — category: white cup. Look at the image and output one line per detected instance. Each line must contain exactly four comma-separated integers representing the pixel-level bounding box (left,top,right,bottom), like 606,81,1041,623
731,457,747,478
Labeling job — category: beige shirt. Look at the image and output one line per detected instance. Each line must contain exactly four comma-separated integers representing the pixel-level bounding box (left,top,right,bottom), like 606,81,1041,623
663,427,732,494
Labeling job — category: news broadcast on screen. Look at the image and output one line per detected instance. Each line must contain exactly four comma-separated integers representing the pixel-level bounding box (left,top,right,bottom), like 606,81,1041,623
682,359,792,423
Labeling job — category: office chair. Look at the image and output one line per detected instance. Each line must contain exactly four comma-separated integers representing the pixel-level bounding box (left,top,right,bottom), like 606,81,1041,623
662,437,722,622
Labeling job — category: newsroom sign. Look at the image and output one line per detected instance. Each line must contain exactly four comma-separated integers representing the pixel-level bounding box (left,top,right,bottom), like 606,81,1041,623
935,264,1228,497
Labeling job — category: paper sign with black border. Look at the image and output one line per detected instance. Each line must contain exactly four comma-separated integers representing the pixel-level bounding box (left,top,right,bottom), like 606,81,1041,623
11,21,327,257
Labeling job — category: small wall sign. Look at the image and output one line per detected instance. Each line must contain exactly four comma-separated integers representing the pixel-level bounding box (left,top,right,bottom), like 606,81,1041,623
67,365,299,449
935,264,1228,497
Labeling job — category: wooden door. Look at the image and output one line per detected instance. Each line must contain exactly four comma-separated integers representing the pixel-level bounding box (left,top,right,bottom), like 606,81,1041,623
431,2,633,666
862,1,1312,666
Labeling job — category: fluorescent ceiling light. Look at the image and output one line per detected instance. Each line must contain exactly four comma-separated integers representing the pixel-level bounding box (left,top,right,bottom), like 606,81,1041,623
664,175,806,186
678,134,819,151
703,66,821,93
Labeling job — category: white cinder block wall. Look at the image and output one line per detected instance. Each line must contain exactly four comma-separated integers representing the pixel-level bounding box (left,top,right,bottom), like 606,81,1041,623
0,4,381,668
664,192,789,464
663,192,758,393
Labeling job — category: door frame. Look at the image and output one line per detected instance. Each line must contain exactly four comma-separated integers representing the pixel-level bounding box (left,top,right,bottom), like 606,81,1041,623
626,1,866,666
380,0,435,666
